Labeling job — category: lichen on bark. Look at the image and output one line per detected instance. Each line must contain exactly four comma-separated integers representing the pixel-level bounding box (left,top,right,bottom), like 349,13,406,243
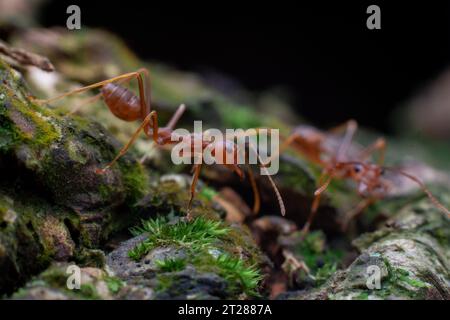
287,193,450,300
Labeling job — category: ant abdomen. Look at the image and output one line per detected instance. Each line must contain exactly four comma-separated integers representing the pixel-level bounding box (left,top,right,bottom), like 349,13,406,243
101,83,142,121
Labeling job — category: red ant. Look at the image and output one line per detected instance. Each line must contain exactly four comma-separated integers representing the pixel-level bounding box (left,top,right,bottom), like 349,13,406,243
33,68,286,219
279,120,450,233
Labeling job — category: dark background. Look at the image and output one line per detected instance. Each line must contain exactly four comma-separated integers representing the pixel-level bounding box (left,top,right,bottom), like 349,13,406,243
37,1,450,133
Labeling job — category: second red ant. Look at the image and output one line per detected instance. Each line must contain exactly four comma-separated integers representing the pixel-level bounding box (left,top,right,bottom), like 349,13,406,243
279,120,450,233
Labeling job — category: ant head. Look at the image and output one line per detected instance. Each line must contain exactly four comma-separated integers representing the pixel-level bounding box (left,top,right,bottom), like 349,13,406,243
342,162,366,180
346,162,383,178
355,164,389,197
352,163,364,175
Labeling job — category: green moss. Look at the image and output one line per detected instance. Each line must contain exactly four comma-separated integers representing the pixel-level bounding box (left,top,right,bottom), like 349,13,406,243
14,100,60,147
0,114,18,153
198,253,262,296
153,253,262,297
79,283,101,300
104,276,125,294
155,273,175,292
0,190,79,295
74,248,106,268
386,265,428,290
199,185,218,202
356,291,369,300
314,262,339,286
375,259,430,299
218,225,264,267
98,184,112,201
398,273,428,289
128,216,229,260
0,58,62,156
65,140,88,164
119,160,149,205
155,257,187,272
294,231,343,286
129,216,263,297
38,265,70,288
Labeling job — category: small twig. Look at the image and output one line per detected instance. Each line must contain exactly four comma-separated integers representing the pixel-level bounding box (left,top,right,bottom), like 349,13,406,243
0,40,54,72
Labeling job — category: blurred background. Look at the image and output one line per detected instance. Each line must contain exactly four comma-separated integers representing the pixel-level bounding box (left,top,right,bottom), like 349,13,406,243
2,0,450,139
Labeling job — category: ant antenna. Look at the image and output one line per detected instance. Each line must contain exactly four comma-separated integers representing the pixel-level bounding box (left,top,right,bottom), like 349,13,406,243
257,153,286,216
384,167,450,218
246,167,261,214
243,140,286,216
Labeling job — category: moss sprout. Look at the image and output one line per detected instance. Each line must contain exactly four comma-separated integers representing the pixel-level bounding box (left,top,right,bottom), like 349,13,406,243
128,216,263,297
155,257,187,272
104,276,125,294
128,216,229,260
213,254,262,296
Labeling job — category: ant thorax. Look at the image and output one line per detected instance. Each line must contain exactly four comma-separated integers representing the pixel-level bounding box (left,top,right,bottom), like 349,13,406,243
172,132,240,165
207,139,239,165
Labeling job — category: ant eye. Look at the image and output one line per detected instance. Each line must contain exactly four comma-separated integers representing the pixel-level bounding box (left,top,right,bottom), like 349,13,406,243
380,168,385,175
353,164,362,173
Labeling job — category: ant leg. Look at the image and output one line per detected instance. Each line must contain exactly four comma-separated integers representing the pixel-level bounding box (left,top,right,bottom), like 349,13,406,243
341,197,377,231
236,137,285,216
358,138,386,165
66,75,135,116
328,119,358,135
334,120,358,162
32,71,145,105
96,111,157,173
187,164,203,220
258,157,286,216
134,68,152,117
386,168,450,218
246,142,286,216
224,164,245,180
246,167,261,214
301,193,322,235
301,171,334,234
68,92,103,116
131,68,153,123
279,132,302,155
166,104,186,130
254,131,303,169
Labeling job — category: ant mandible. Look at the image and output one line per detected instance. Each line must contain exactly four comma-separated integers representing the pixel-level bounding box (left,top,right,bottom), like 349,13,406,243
279,120,450,233
33,68,286,219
